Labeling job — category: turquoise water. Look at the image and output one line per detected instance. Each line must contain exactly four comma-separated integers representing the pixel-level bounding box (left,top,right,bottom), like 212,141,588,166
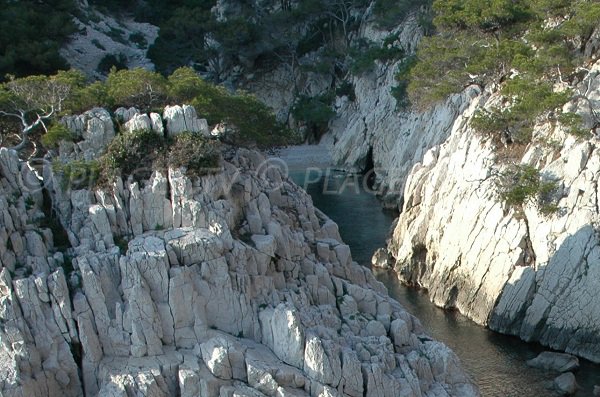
289,168,600,397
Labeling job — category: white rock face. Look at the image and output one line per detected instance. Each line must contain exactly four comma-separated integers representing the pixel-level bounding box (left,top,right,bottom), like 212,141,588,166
0,137,478,396
61,108,115,160
123,113,152,133
163,105,210,137
385,60,600,362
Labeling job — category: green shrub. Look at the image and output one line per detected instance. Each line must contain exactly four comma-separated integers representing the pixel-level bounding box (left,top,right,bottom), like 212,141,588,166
291,94,336,139
392,55,417,109
97,54,128,75
66,81,112,114
372,0,429,29
471,77,572,144
0,0,76,79
101,129,166,183
193,90,296,148
349,39,404,74
557,112,588,138
91,39,106,50
168,67,212,103
129,32,148,48
52,160,101,190
335,81,356,101
497,164,559,215
105,68,168,110
168,133,220,176
41,123,73,149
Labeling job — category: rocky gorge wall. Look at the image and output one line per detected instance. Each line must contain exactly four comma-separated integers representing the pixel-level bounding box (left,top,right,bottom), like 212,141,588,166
379,59,600,363
0,106,478,396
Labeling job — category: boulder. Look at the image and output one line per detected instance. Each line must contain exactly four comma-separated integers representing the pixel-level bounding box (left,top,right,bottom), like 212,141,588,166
371,248,391,269
114,107,140,123
553,372,578,395
526,352,580,373
163,105,209,137
594,385,600,396
123,113,152,133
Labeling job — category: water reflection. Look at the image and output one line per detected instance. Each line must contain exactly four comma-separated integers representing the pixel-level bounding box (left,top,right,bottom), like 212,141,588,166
290,169,600,397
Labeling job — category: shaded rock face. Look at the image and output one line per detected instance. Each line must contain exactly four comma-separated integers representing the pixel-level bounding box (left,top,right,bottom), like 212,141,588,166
324,14,480,208
0,126,478,396
385,59,600,362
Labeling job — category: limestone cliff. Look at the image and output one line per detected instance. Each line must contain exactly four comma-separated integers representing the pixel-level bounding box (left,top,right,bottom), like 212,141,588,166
0,107,478,396
381,59,600,363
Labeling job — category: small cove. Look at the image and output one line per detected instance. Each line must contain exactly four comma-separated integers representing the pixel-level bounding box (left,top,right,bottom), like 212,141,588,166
288,167,600,397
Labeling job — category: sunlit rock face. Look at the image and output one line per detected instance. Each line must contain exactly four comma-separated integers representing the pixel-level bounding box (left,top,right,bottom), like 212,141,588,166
385,59,600,363
0,107,478,396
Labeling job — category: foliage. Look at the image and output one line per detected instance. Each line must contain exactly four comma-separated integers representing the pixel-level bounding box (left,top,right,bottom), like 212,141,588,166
65,81,112,114
97,54,128,75
41,123,73,149
99,129,221,184
167,67,212,103
129,32,148,49
406,0,600,146
105,68,168,110
349,39,405,74
372,0,431,29
335,81,356,101
192,88,296,147
557,112,588,138
167,133,220,176
52,159,101,190
291,94,336,139
147,6,214,75
0,0,76,79
497,163,559,215
392,55,417,109
1,70,86,114
101,129,166,183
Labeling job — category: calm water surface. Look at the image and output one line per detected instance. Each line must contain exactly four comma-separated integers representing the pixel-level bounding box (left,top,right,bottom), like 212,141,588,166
289,168,600,397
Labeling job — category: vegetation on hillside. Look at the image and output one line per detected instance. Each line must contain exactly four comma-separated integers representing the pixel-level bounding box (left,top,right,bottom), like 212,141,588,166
0,0,76,80
405,0,600,141
402,0,600,214
0,67,296,178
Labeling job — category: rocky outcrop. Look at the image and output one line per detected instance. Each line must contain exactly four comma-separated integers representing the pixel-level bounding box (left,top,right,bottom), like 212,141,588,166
324,14,480,208
0,109,478,396
384,60,600,362
61,108,115,160
527,352,580,373
163,105,210,137
553,372,578,395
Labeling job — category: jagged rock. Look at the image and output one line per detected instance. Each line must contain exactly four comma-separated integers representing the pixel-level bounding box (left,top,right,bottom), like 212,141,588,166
594,385,600,396
385,58,600,362
163,105,210,137
371,248,391,269
553,372,578,395
62,107,115,159
0,142,478,396
114,107,140,123
150,112,165,135
527,352,580,373
123,113,152,133
165,228,224,266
